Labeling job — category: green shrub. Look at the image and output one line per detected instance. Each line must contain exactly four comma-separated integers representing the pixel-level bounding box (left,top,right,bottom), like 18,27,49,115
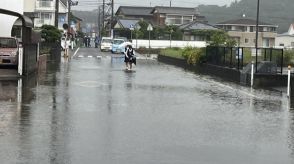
284,49,294,66
182,47,205,65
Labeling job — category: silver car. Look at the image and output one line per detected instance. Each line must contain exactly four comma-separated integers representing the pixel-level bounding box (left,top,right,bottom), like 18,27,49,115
0,37,19,66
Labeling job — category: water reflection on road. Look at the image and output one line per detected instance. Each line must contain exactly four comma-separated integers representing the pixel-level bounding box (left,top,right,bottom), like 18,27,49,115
0,51,294,164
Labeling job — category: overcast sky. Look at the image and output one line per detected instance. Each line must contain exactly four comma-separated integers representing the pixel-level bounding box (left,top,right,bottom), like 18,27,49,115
72,0,237,11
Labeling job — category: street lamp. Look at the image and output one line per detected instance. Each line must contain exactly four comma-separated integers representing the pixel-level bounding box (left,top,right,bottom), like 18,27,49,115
255,0,260,72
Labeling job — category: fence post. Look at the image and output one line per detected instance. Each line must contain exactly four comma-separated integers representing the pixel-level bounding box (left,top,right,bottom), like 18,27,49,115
237,47,240,70
288,65,291,97
230,47,233,68
223,47,226,65
270,48,272,62
264,48,267,61
281,49,284,74
241,47,244,69
251,61,254,87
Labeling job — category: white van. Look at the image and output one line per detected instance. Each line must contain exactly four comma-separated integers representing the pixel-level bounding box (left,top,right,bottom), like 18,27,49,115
100,37,112,51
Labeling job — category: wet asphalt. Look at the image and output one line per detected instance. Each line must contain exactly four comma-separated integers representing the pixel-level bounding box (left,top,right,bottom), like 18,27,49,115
0,47,294,164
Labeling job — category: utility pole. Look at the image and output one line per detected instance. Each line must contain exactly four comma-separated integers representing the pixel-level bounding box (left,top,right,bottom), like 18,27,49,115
55,0,59,27
111,0,114,38
255,0,260,72
170,0,171,7
102,0,105,32
68,0,71,26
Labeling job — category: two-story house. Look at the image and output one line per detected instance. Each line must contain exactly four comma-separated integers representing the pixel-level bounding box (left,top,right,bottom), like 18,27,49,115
150,6,205,27
215,18,278,47
115,6,154,24
24,0,69,30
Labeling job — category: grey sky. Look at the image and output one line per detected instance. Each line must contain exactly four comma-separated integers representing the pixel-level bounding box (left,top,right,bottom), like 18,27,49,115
72,0,236,11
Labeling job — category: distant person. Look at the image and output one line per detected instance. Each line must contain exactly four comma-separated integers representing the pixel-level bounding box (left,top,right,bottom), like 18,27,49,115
94,36,99,48
87,36,91,47
84,36,87,47
124,45,136,70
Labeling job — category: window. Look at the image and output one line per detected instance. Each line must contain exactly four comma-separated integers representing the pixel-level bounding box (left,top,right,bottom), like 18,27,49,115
263,38,270,47
166,15,193,25
279,43,284,46
291,42,294,47
250,26,254,32
245,38,249,43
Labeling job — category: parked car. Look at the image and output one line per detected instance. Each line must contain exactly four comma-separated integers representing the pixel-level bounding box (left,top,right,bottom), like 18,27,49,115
0,37,19,66
111,38,125,54
100,37,113,51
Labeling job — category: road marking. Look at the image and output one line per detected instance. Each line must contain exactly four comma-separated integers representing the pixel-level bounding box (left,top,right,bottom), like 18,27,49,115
72,47,80,58
88,56,93,58
78,55,83,58
97,56,102,59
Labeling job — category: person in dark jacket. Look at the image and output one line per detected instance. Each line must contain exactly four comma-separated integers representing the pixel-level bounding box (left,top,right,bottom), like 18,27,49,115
124,45,136,70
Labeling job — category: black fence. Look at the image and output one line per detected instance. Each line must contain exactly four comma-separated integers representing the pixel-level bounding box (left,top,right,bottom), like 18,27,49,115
206,46,284,74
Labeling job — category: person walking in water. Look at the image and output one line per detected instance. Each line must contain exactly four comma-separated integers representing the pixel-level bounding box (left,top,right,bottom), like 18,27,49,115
124,45,136,70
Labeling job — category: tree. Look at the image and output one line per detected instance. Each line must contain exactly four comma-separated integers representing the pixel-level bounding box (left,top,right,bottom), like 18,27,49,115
40,25,62,43
209,30,236,47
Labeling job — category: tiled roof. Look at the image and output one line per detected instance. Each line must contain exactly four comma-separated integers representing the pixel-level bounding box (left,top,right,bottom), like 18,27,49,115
116,6,153,16
180,21,219,31
116,19,140,29
216,18,276,26
151,6,198,15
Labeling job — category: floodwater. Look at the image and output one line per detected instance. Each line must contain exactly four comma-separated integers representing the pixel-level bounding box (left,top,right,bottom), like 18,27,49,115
0,48,294,164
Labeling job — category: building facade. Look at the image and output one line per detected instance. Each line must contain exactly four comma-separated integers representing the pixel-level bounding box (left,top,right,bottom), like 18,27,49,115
215,18,278,47
24,0,69,29
151,6,205,27
115,6,206,27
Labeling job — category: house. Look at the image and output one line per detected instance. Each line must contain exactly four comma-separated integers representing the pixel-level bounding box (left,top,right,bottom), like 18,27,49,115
115,6,153,23
113,18,140,39
215,18,278,47
115,6,206,27
179,21,220,41
150,6,205,26
24,0,69,30
275,24,294,48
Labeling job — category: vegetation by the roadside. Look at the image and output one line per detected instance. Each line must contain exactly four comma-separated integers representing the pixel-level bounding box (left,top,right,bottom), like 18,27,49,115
136,47,161,54
159,47,206,65
160,48,184,59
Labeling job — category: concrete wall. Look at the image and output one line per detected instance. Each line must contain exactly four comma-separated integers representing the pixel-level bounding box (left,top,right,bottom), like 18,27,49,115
132,39,206,49
0,0,24,37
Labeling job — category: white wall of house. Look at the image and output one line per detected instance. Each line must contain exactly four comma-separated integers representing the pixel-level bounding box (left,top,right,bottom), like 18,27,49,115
132,40,206,49
275,36,294,48
24,0,35,12
0,0,24,37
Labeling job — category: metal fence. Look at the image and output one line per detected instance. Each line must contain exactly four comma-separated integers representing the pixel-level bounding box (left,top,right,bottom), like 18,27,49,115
206,46,284,74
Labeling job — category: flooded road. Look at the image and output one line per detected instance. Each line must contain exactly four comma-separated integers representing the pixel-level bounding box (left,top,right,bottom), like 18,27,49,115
0,48,294,164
